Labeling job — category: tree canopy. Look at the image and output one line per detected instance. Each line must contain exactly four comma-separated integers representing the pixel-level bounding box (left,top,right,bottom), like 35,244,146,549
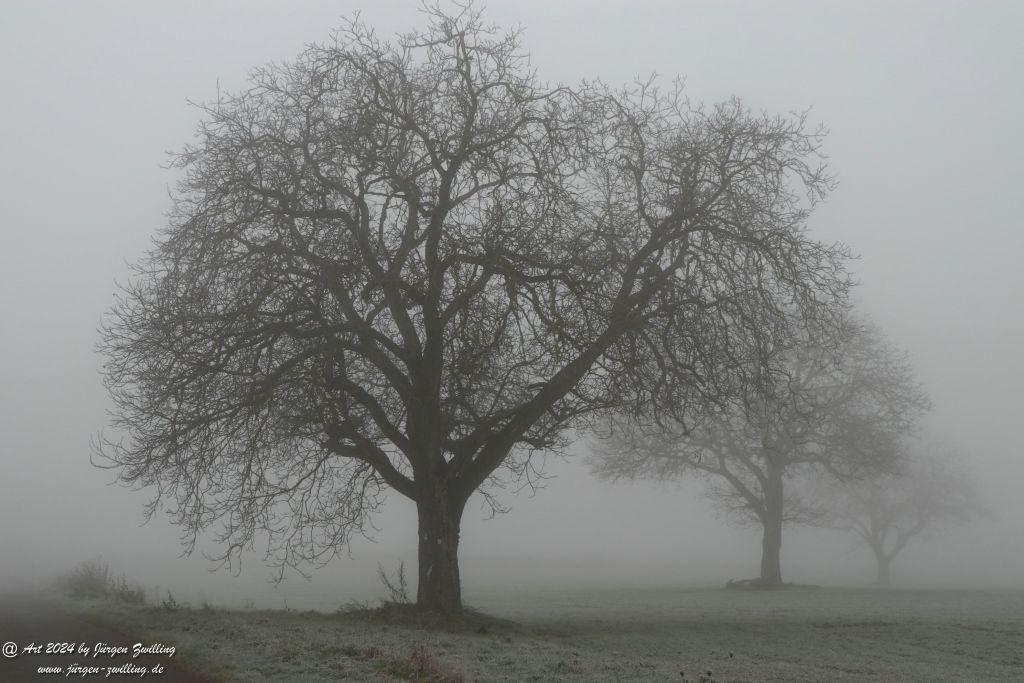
98,4,852,609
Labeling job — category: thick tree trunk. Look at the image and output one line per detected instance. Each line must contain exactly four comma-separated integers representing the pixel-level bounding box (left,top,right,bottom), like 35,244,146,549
759,464,784,587
760,513,783,586
415,488,465,612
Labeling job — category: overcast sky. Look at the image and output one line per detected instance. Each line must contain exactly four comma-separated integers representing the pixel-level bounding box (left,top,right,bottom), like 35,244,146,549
2,0,1022,605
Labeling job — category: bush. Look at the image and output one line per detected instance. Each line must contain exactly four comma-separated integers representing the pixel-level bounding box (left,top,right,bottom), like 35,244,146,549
377,561,410,605
110,573,146,605
59,557,111,599
161,591,179,611
57,558,145,605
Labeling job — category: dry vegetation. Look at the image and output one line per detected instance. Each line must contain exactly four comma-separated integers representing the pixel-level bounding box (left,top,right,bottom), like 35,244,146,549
56,586,1024,682
55,557,145,605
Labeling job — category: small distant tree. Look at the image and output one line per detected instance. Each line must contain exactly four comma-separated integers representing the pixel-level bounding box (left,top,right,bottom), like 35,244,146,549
96,4,851,611
592,321,929,587
820,448,983,586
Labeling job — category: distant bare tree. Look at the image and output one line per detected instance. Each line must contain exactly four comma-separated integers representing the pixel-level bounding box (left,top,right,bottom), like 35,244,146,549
592,321,929,587
818,447,983,586
97,4,851,611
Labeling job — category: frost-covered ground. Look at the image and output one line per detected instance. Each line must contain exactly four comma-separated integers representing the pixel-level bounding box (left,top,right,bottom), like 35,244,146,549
58,586,1024,681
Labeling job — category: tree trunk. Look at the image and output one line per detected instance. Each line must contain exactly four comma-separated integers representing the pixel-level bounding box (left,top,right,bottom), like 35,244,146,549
759,464,784,587
873,547,892,587
415,487,465,612
760,514,783,586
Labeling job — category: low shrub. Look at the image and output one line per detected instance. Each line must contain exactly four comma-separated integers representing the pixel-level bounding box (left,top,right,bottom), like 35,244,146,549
57,558,146,605
161,591,179,611
58,557,111,599
377,560,411,605
110,573,146,605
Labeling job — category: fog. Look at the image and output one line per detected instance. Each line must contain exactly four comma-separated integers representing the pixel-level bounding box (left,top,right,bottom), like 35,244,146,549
2,0,1022,610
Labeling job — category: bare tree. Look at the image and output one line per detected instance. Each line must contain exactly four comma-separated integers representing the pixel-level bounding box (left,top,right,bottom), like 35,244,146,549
818,447,983,586
592,321,929,587
97,4,851,611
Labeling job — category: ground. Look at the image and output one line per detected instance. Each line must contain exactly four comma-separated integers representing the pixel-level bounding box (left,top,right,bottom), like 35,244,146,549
0,592,209,682
22,586,1024,681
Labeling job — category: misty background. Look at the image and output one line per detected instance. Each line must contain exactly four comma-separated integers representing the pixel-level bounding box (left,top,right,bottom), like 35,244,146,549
1,0,1021,608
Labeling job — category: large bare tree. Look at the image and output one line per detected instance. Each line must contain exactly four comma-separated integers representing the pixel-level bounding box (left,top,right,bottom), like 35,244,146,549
97,5,850,610
591,321,929,587
818,446,983,586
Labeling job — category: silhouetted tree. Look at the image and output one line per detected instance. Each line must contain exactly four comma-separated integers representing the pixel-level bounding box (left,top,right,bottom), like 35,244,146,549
819,447,983,586
592,321,929,587
97,4,850,610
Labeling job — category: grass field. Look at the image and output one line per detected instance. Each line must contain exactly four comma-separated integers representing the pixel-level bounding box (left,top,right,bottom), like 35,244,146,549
59,586,1024,681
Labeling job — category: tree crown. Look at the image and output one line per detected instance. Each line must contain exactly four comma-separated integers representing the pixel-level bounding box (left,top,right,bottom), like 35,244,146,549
98,4,852,576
